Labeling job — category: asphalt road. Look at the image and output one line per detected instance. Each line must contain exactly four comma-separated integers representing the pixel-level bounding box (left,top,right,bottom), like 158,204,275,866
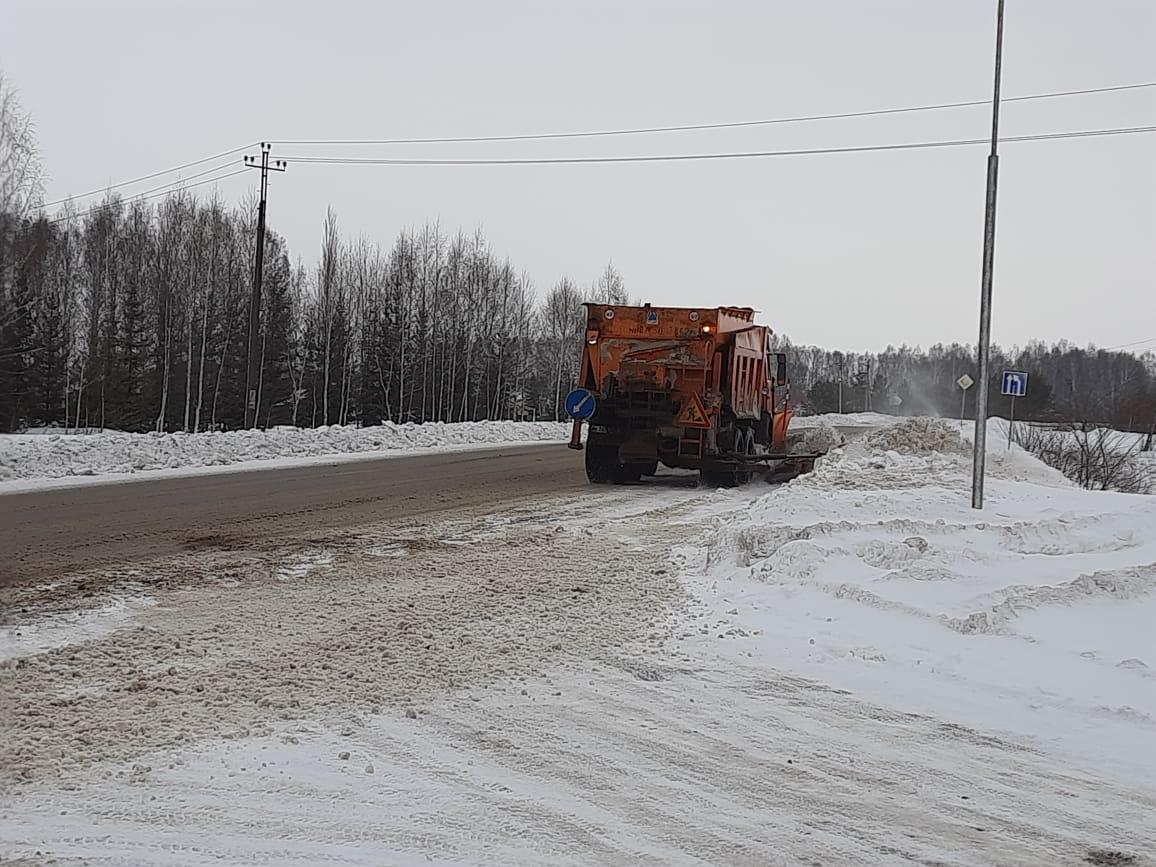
0,445,588,586
0,425,870,588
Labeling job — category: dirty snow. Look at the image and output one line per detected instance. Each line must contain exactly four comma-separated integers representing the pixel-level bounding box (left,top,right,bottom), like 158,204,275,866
0,489,692,785
0,420,570,491
864,416,970,454
2,417,1155,865
0,592,156,662
792,420,845,454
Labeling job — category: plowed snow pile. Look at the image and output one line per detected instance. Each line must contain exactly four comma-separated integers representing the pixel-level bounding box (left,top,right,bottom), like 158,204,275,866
790,411,898,428
864,416,969,454
698,418,1156,787
0,420,569,486
792,420,844,454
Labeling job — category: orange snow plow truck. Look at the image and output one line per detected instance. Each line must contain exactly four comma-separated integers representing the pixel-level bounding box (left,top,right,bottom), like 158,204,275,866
566,303,820,486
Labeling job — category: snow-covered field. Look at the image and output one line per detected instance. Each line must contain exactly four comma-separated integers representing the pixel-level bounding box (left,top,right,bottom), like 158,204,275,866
3,414,1155,865
0,420,570,490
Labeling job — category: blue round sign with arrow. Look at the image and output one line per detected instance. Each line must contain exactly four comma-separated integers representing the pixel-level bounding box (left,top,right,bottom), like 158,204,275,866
564,387,597,420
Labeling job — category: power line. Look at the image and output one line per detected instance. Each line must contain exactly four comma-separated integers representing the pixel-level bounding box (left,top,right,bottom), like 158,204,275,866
1101,336,1156,351
42,142,255,208
272,81,1156,147
111,159,244,203
49,167,250,225
49,163,246,223
40,124,1152,226
40,80,1151,210
278,125,1156,168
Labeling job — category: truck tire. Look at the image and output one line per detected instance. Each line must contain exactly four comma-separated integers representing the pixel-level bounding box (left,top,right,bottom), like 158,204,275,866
615,463,645,484
585,444,617,483
736,428,755,485
701,429,754,488
700,469,736,488
586,445,644,484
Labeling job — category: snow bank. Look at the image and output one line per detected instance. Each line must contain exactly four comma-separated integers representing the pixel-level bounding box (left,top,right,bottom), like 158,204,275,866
0,420,570,485
696,418,1156,787
790,411,898,428
791,421,844,454
864,417,969,455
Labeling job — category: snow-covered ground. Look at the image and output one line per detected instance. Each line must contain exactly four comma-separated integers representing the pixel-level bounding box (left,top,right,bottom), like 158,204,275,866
0,420,570,491
700,418,1156,789
3,415,1154,865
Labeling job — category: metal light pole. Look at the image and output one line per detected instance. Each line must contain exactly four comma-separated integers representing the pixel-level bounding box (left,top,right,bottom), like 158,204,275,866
971,0,1006,509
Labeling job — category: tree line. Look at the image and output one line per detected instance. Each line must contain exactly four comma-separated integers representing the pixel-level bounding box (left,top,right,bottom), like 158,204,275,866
778,339,1156,432
0,194,634,432
2,183,1151,436
0,71,1152,435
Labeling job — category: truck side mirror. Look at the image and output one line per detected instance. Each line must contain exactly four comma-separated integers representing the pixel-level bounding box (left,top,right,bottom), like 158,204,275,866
775,353,788,386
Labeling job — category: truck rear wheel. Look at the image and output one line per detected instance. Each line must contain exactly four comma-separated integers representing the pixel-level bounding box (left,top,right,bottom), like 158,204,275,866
735,428,755,485
615,464,645,483
700,469,737,488
585,445,644,484
586,445,616,483
700,429,755,488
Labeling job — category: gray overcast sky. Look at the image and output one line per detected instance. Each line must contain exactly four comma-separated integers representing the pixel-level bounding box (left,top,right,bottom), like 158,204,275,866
3,0,1153,351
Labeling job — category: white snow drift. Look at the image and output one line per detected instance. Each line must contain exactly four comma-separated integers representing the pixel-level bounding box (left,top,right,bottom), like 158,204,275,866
0,420,570,486
698,417,1156,788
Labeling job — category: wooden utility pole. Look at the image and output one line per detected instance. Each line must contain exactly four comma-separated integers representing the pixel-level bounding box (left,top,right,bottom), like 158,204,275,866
242,143,287,429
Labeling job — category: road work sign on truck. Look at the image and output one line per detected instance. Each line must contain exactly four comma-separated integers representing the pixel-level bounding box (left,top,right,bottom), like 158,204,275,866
676,393,711,428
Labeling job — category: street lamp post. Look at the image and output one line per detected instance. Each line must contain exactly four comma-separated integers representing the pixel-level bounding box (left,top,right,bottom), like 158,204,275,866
971,0,1006,510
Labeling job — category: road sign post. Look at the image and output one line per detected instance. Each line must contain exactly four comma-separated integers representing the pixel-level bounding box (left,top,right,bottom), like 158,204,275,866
1008,394,1016,449
1000,370,1028,450
957,374,974,431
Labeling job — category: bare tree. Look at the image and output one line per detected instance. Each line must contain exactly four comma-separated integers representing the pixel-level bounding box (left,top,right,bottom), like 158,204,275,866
542,278,583,419
317,207,340,426
593,260,627,305
0,71,44,221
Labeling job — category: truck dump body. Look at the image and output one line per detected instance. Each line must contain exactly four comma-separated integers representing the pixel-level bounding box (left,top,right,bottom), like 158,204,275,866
570,303,808,485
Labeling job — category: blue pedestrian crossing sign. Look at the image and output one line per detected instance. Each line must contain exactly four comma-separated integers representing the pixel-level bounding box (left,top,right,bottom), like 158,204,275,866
564,387,597,420
1001,370,1028,397
645,308,659,326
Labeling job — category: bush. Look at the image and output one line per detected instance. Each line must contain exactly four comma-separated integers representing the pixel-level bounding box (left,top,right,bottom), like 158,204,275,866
1012,422,1151,494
